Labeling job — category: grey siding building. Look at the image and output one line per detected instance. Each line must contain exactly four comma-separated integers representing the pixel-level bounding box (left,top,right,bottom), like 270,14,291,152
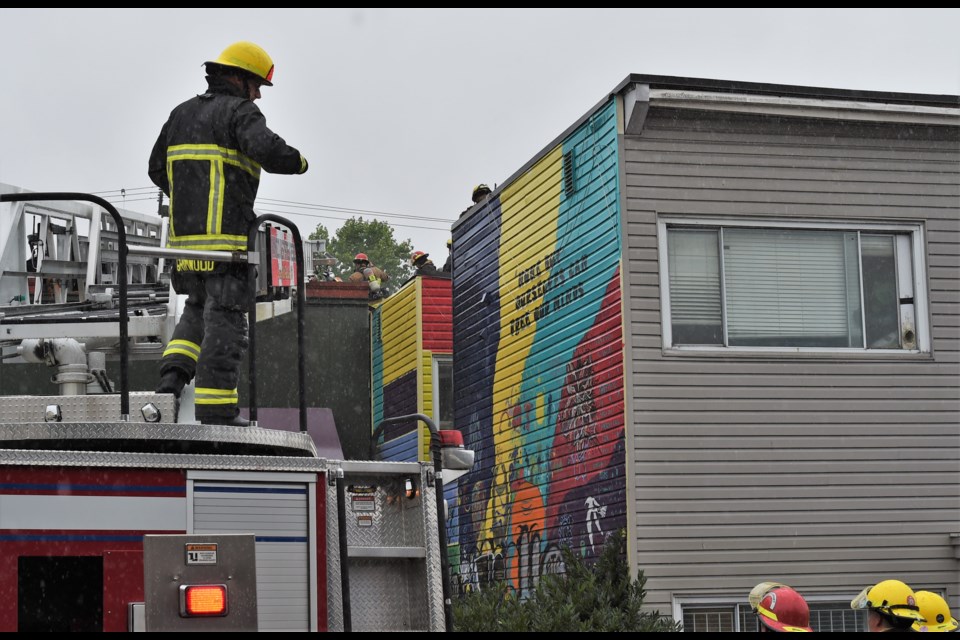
620,76,959,631
451,75,959,631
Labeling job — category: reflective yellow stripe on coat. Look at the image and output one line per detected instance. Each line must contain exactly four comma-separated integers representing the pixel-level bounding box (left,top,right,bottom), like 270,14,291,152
166,144,261,249
163,339,201,362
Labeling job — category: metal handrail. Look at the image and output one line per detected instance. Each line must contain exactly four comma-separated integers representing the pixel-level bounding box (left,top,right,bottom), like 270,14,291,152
246,214,307,432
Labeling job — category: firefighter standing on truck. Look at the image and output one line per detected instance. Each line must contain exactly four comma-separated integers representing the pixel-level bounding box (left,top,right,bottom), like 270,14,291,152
149,40,308,427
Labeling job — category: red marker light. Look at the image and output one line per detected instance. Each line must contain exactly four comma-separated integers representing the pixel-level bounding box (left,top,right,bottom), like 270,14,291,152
180,584,228,617
437,430,464,447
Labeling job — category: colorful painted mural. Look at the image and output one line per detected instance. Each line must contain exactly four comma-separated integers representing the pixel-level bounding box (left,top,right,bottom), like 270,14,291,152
372,275,453,462
452,98,625,596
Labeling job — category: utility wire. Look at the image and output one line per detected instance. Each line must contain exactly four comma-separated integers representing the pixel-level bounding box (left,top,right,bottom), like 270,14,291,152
103,196,160,204
254,207,450,233
257,197,455,223
98,197,450,232
96,186,456,225
92,186,158,196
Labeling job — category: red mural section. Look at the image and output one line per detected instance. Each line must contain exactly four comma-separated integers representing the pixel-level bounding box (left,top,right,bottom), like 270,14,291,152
421,277,453,352
546,267,626,553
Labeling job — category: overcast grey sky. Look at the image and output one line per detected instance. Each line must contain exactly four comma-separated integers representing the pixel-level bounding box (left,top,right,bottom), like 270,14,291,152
1,8,958,263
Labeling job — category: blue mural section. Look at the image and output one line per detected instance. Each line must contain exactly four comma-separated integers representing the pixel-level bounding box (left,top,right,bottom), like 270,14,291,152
375,370,418,461
451,193,503,586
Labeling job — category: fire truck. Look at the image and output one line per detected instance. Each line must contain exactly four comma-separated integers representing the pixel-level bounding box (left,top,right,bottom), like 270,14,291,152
0,188,470,632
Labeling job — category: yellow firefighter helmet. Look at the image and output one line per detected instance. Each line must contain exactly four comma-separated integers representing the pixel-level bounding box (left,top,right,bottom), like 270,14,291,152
851,579,924,622
207,41,275,86
912,591,958,632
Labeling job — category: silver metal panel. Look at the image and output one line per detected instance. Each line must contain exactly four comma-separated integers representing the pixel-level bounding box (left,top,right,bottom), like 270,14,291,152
337,460,424,474
0,448,330,471
0,392,177,424
0,416,317,457
0,315,165,339
127,245,247,263
192,480,311,632
348,546,426,558
420,473,445,632
143,533,258,632
326,477,344,632
342,476,426,549
128,603,145,632
347,560,429,631
188,470,320,483
326,464,444,632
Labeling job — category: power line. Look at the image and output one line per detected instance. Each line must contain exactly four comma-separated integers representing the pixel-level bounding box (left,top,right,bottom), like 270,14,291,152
94,186,455,224
102,196,161,205
257,197,455,223
94,187,455,232
97,201,450,232
95,201,450,232
92,186,158,196
254,207,450,233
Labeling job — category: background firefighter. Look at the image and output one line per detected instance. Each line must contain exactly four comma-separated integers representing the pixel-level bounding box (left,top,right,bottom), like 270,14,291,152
851,579,926,632
410,250,440,277
149,40,309,427
348,252,389,298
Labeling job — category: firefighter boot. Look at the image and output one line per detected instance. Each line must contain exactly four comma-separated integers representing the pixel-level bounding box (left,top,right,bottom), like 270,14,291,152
200,414,251,427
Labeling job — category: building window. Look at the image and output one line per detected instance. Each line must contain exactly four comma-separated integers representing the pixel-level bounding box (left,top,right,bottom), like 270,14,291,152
680,601,865,633
659,219,928,353
433,356,454,430
682,607,734,633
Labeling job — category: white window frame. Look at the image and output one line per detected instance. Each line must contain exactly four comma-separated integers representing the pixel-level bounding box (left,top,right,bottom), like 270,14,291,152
657,216,930,354
432,355,454,430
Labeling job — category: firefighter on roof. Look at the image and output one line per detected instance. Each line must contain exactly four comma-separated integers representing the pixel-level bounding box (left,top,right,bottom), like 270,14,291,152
348,253,389,298
442,238,452,273
410,250,439,276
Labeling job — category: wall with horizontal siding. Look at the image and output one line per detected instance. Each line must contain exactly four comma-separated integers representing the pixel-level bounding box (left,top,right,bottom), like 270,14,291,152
452,98,627,597
372,283,419,459
623,107,960,612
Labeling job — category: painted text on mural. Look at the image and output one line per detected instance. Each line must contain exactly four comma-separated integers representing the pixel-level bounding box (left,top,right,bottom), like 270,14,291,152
507,250,590,337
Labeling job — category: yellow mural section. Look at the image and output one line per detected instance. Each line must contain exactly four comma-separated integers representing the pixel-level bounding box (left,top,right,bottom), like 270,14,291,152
380,280,418,386
420,349,434,460
477,145,562,556
493,145,562,450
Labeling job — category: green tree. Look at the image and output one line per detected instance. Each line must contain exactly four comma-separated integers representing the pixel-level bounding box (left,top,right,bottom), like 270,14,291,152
309,217,414,284
453,529,682,632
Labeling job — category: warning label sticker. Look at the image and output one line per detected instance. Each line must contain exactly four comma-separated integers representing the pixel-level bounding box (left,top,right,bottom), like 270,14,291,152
352,495,376,512
185,543,218,565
